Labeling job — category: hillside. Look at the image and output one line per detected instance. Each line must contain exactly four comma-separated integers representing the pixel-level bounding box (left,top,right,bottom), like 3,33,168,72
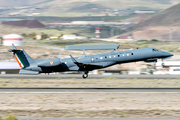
135,2,180,28
0,0,49,7
131,2,180,41
36,0,179,16
0,0,178,8
0,0,178,17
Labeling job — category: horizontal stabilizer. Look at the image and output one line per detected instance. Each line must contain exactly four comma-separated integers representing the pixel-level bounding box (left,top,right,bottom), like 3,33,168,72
19,69,39,75
8,49,22,53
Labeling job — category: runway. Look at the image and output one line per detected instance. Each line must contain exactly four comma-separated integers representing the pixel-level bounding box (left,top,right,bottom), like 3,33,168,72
18,118,179,120
1,74,180,79
0,88,180,92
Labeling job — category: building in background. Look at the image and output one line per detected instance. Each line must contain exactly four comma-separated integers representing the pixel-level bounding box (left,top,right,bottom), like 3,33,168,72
61,35,87,40
3,34,23,46
134,10,156,14
154,61,180,75
95,27,101,39
0,62,19,74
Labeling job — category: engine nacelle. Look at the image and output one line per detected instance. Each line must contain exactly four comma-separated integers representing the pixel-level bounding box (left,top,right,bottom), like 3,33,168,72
37,58,61,67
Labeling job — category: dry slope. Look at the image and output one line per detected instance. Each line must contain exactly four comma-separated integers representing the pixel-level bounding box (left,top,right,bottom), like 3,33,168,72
136,2,180,28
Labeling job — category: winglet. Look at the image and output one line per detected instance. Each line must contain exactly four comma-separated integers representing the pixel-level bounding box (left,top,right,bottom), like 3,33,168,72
12,44,17,49
70,55,78,63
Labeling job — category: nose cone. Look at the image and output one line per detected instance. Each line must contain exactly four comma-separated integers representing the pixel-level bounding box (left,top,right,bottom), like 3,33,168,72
168,52,173,57
162,51,173,58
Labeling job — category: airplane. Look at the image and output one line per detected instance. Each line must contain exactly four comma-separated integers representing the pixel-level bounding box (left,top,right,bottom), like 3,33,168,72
8,44,173,78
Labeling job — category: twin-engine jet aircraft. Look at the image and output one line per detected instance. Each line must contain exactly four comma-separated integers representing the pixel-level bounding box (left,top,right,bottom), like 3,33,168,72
8,44,173,78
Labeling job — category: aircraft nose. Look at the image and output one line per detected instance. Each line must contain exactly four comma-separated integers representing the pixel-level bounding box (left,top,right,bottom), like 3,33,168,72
162,51,173,57
168,52,173,57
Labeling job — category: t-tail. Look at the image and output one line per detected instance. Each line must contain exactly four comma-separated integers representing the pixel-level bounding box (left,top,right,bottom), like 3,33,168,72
8,44,35,68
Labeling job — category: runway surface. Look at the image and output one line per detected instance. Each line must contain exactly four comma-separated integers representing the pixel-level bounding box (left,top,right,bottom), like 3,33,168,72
18,118,179,120
0,88,180,92
1,74,180,79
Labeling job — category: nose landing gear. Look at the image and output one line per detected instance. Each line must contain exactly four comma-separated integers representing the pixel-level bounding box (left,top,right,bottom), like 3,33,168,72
153,60,157,69
161,59,165,67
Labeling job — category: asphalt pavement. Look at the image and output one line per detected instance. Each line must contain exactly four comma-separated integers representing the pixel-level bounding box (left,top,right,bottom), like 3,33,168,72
1,74,180,79
18,118,179,120
0,88,180,93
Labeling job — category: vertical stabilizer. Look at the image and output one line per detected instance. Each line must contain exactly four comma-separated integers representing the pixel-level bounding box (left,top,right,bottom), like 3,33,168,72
8,44,35,68
12,44,17,49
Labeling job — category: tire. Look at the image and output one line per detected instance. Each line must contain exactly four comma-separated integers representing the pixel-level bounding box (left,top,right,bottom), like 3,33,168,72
162,63,165,66
82,74,88,79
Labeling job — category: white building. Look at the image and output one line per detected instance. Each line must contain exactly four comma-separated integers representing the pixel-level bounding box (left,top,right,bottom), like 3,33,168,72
134,10,156,14
61,35,87,40
154,61,180,75
3,34,23,46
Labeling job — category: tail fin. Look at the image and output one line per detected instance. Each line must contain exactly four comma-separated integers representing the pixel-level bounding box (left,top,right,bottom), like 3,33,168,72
8,44,35,68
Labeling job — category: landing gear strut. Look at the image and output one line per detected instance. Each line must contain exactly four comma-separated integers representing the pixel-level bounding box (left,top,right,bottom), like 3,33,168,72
153,61,157,69
82,71,89,79
161,59,165,67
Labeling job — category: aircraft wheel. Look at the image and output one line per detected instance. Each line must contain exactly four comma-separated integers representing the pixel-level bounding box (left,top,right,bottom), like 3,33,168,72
162,63,165,67
82,74,88,79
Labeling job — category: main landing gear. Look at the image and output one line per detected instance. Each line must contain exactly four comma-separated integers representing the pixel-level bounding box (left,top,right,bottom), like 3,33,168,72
82,71,89,79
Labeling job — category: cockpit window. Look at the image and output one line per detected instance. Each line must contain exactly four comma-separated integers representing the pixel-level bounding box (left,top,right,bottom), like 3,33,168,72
152,48,159,52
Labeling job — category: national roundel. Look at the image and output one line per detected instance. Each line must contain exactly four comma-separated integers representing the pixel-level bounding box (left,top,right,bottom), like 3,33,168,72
49,61,54,66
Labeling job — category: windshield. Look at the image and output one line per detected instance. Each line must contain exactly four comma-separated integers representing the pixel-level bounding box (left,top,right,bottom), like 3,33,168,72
152,48,159,52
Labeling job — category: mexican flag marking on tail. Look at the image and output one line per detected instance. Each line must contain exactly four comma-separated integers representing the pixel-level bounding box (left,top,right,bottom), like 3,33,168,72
14,54,25,68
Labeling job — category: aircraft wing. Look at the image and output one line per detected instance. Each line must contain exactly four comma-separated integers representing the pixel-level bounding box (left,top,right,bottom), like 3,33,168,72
70,55,103,70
